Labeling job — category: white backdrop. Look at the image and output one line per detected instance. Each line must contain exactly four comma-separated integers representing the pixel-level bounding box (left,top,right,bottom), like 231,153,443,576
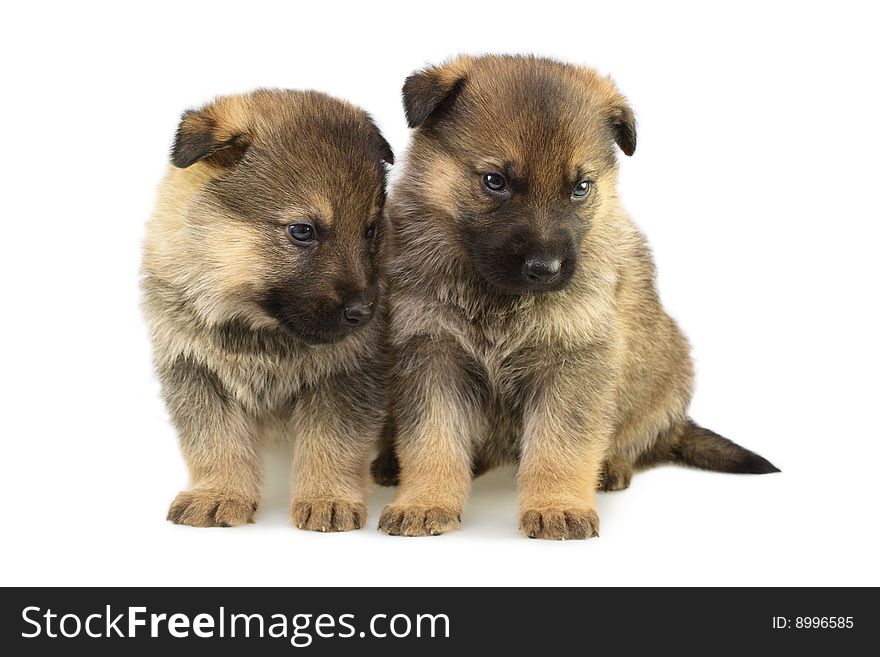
2,0,878,586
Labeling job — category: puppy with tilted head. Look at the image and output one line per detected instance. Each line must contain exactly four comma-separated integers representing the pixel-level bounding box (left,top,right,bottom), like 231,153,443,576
373,55,778,539
142,89,393,530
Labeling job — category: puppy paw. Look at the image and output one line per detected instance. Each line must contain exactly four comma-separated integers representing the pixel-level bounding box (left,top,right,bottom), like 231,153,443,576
167,490,257,527
599,460,633,491
291,498,366,532
370,448,400,487
378,504,461,536
519,506,599,540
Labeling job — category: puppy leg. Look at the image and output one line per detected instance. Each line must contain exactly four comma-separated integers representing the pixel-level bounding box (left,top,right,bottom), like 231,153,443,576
517,355,614,540
289,373,382,532
378,339,484,536
370,416,400,487
163,359,261,527
599,457,633,491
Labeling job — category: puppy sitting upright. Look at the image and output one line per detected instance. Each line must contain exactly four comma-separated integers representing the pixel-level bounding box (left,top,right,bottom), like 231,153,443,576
375,55,777,540
143,90,393,529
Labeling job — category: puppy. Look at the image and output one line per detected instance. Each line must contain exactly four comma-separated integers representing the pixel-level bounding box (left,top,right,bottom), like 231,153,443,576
374,55,778,539
142,89,393,530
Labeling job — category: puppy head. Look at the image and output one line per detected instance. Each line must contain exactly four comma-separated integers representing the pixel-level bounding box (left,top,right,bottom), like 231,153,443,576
161,89,393,344
400,55,635,294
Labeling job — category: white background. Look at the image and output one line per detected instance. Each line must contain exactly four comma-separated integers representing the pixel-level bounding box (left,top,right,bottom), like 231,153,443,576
2,1,878,587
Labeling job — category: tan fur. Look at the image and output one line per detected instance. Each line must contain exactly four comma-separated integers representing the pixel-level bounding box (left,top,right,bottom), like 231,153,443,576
143,89,393,530
376,55,775,539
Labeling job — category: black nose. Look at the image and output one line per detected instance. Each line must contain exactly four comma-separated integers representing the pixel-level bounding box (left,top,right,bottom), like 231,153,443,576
343,301,374,326
523,257,561,283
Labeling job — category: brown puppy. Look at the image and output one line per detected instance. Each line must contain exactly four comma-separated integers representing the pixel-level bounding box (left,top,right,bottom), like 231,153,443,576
142,89,393,530
374,55,778,539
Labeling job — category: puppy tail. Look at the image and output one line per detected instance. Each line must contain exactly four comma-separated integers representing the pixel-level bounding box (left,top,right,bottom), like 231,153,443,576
641,419,780,474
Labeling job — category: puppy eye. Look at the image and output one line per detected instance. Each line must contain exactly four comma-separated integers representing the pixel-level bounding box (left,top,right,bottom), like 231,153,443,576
482,172,508,194
572,180,593,200
287,223,315,243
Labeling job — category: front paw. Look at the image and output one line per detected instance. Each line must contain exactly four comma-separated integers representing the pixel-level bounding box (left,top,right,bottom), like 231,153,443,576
167,490,257,527
291,498,366,532
378,504,461,536
519,506,599,540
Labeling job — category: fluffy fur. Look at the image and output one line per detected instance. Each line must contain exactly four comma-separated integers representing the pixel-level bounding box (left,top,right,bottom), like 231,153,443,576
143,89,393,530
373,55,778,540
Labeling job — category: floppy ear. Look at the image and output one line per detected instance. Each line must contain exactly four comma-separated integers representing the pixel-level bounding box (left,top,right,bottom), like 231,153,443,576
608,99,637,156
375,133,394,165
402,58,470,128
170,101,251,169
367,114,394,164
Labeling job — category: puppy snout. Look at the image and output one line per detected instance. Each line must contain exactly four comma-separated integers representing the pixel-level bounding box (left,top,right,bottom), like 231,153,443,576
523,256,561,283
342,300,374,326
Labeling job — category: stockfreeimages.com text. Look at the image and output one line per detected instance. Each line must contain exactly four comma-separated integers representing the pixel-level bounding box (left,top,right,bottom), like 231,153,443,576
22,606,450,646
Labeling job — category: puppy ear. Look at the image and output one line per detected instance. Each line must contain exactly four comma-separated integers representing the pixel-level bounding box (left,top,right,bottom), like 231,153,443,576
170,101,251,169
402,58,470,128
608,101,637,156
363,115,394,165
375,132,394,165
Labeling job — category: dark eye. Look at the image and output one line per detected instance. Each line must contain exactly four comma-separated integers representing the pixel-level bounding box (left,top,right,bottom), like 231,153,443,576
572,180,593,200
482,172,507,193
365,222,377,241
287,223,315,243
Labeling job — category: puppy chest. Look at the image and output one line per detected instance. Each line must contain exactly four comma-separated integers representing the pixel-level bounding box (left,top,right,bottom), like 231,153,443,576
216,358,303,411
